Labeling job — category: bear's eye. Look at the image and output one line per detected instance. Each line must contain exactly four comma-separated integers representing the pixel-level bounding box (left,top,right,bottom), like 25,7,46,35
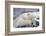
32,23,33,25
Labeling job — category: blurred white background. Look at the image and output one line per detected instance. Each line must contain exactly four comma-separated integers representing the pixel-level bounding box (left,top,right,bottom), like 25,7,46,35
0,0,46,36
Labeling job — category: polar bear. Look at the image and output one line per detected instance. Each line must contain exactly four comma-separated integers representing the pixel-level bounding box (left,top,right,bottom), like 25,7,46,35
13,12,36,28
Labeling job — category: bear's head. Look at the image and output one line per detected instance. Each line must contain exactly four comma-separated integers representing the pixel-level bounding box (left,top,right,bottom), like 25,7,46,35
23,12,35,21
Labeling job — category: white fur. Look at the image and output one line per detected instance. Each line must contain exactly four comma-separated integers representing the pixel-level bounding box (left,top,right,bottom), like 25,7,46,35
14,12,36,27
